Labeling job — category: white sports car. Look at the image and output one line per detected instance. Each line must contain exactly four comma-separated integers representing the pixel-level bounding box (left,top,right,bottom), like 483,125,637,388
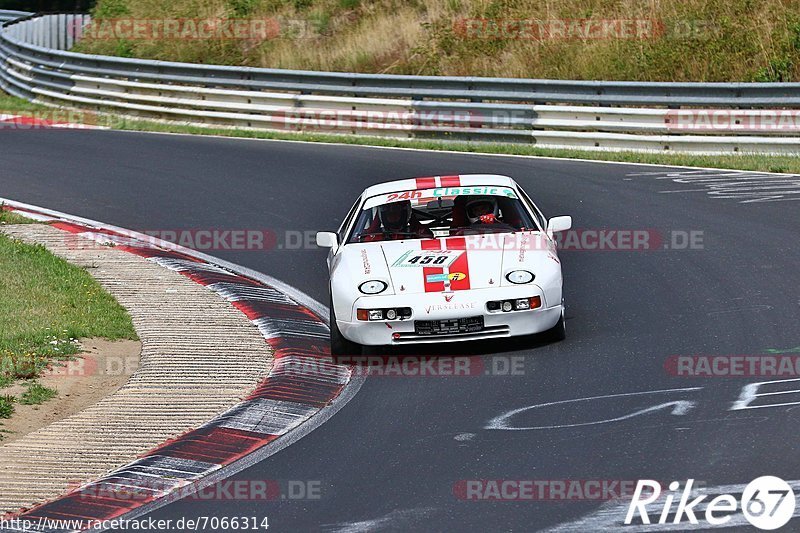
316,174,572,356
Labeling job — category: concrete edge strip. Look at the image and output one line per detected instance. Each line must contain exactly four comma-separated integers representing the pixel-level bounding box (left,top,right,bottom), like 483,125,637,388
0,198,364,533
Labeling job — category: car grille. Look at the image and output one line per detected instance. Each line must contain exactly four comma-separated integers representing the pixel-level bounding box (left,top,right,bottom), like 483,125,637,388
394,322,510,343
414,316,484,336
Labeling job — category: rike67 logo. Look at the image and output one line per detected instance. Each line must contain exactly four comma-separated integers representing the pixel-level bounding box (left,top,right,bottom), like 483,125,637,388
626,477,795,530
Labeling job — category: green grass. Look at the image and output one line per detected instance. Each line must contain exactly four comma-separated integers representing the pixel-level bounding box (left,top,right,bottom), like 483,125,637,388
3,90,799,174
78,0,800,82
0,209,137,436
18,382,58,406
0,229,137,434
0,396,14,419
0,233,137,390
0,206,36,225
0,94,49,114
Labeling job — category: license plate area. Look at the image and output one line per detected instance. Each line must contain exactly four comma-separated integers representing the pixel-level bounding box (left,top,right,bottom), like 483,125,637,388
414,316,484,336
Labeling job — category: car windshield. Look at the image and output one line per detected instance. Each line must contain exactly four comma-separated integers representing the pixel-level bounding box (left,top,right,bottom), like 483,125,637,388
347,186,539,243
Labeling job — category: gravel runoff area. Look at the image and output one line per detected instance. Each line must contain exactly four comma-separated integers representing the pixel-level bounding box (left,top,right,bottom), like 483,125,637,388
0,224,273,514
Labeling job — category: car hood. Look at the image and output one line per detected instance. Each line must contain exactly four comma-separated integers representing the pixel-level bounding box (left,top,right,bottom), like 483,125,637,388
337,233,560,295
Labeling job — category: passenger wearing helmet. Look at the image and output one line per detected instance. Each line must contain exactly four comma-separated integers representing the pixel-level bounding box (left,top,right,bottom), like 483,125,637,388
466,197,500,225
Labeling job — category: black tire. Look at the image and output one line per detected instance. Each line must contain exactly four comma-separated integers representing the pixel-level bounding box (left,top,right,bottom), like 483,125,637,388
330,295,362,362
543,308,566,343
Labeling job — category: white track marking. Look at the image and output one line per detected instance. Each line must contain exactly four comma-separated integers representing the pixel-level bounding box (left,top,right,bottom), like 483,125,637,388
322,507,436,533
731,378,800,411
626,169,800,203
486,388,702,430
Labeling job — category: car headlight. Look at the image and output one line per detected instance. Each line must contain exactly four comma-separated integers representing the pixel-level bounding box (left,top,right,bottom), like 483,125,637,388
359,280,388,295
506,270,534,284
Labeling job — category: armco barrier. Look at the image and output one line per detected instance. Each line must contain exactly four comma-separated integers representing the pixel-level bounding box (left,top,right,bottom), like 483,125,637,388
2,11,800,154
0,11,29,24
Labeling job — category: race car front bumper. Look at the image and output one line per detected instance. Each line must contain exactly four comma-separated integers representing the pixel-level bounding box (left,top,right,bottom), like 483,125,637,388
337,286,563,346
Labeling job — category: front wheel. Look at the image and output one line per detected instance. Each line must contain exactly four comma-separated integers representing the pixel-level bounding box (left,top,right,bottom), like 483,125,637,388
330,296,362,362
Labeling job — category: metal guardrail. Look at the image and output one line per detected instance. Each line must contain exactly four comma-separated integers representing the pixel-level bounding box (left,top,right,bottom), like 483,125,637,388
1,11,800,153
0,10,30,23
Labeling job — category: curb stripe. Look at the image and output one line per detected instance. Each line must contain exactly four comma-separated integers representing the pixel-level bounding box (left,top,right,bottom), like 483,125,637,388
147,428,277,465
0,206,351,532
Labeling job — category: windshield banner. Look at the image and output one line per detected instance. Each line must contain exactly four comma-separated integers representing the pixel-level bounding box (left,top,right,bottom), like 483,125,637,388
364,186,518,209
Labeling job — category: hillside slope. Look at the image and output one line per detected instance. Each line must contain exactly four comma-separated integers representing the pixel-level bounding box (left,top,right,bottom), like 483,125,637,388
77,0,800,82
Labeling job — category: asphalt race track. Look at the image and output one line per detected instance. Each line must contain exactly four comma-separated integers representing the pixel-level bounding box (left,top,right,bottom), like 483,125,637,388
2,130,799,532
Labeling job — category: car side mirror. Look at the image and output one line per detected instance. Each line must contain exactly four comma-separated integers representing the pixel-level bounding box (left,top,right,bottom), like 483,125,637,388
316,231,339,250
547,216,572,233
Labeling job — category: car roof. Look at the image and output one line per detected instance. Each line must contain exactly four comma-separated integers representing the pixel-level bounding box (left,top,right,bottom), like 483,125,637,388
361,174,517,197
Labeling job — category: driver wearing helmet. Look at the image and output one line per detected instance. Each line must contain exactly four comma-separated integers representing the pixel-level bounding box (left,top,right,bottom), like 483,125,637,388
465,197,500,225
379,201,412,234
362,200,431,241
